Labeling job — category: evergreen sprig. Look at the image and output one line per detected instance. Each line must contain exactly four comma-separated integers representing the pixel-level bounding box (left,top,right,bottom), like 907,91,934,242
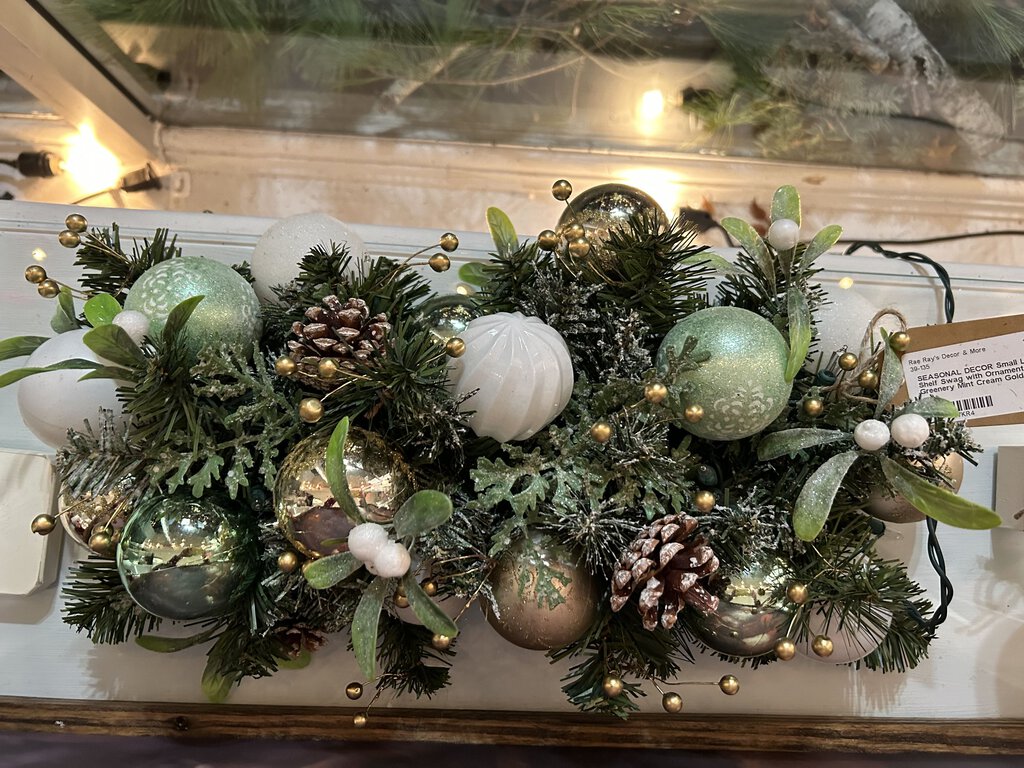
62,557,163,644
74,225,180,302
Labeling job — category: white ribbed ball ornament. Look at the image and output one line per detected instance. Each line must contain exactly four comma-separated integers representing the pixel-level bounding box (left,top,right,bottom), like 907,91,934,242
853,419,890,451
447,312,574,443
890,413,930,449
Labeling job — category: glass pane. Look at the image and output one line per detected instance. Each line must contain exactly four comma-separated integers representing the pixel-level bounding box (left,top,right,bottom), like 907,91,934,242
0,69,53,116
35,1,1024,177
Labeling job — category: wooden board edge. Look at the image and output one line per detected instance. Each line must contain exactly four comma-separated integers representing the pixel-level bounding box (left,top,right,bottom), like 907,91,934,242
0,697,1022,754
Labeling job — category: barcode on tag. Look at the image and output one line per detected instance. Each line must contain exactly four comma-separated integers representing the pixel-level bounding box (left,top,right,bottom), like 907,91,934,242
953,394,994,413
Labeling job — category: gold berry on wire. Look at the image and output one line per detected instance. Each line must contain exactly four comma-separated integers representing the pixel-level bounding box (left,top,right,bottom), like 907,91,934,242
786,583,809,605
37,279,61,299
64,213,88,233
420,579,438,597
812,635,834,658
890,331,911,351
718,675,740,696
445,337,466,358
694,490,716,513
774,638,797,661
439,232,459,252
277,550,300,573
428,253,451,272
590,421,613,443
568,238,591,258
802,397,825,417
601,675,624,698
838,352,858,371
89,529,115,557
30,513,56,535
537,230,558,251
345,682,364,700
58,230,81,248
274,356,297,377
662,692,683,714
298,397,324,423
563,222,585,241
318,358,340,380
551,179,572,201
857,369,879,390
24,265,47,284
394,591,410,609
352,713,368,728
431,634,452,651
683,404,704,423
644,382,668,404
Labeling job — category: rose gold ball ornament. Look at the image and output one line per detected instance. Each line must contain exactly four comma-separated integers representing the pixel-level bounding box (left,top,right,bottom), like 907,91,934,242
556,183,668,269
601,676,624,698
64,213,88,233
439,232,459,252
274,431,415,558
58,230,81,248
482,533,600,651
662,692,683,713
551,179,573,201
691,562,791,658
718,675,740,695
345,682,364,700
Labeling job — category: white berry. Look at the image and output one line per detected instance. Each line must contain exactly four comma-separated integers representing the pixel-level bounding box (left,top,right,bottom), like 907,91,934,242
111,310,151,345
854,419,891,451
767,218,800,251
372,541,412,578
347,523,389,563
890,413,930,449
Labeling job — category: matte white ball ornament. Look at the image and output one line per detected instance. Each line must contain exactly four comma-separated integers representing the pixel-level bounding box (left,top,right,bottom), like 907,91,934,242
853,419,890,451
767,218,800,251
447,312,574,443
111,310,151,345
251,213,366,302
16,329,124,449
347,522,389,563
805,287,883,373
890,413,930,449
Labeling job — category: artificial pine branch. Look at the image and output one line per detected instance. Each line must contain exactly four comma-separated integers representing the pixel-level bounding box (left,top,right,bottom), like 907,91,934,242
74,225,180,302
62,557,163,644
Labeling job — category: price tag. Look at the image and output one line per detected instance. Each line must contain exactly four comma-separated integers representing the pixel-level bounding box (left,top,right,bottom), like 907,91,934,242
897,314,1024,427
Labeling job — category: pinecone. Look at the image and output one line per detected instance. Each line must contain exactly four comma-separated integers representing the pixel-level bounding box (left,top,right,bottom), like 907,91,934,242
271,623,326,659
287,296,390,390
610,514,719,631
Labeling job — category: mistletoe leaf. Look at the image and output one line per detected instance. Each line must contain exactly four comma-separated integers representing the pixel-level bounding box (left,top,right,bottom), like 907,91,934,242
83,293,122,327
201,660,234,703
276,649,312,670
352,577,392,680
785,286,811,382
325,417,361,521
880,457,1000,530
875,337,906,418
0,358,100,389
51,286,80,333
83,324,146,368
486,207,518,256
0,335,48,362
771,185,801,225
721,217,774,291
393,490,454,539
802,225,843,265
77,365,135,382
402,572,458,639
901,397,959,419
458,262,490,287
679,251,741,275
136,631,214,653
758,428,848,461
303,551,362,589
793,451,861,541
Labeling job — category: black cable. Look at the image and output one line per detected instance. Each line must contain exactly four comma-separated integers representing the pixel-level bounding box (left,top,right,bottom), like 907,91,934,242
844,239,959,635
839,229,1024,246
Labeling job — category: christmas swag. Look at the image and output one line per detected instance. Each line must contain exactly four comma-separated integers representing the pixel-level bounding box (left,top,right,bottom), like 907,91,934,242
4,183,1000,720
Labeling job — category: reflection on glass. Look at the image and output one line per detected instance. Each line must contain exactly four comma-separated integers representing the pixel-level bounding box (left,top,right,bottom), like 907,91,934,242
35,2,1024,177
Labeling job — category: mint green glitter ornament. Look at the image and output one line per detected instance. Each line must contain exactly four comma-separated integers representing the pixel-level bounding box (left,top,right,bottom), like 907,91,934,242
657,307,792,440
124,256,261,357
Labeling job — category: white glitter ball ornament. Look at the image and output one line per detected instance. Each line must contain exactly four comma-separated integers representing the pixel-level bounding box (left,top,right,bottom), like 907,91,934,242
854,419,891,451
111,310,151,345
347,522,389,563
447,312,574,443
767,218,800,251
890,413,930,449
251,213,366,302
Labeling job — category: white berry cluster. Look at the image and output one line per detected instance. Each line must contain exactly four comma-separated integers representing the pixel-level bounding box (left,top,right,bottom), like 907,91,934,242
347,522,411,578
854,413,930,452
